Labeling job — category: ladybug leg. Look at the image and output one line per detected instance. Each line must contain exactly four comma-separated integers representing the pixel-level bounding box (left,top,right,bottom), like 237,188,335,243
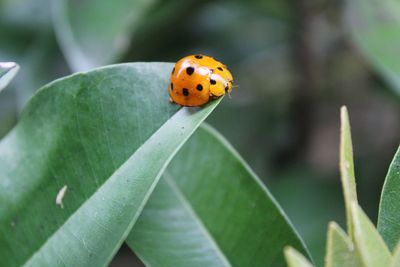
208,91,216,99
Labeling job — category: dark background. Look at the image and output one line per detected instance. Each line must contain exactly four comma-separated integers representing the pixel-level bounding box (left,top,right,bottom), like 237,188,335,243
1,0,399,266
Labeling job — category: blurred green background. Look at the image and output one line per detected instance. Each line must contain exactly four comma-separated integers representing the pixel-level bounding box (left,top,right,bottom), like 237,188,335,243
1,0,399,266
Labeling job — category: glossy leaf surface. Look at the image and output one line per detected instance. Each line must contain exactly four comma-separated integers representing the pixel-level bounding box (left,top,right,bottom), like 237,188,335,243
378,147,400,250
128,124,310,267
0,62,219,266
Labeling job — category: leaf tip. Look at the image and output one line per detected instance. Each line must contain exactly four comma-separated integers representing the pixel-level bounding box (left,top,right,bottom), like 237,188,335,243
328,221,339,230
340,106,351,139
284,246,313,267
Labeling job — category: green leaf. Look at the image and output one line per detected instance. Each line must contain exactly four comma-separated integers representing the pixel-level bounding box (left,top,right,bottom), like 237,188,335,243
351,202,392,267
0,0,51,30
0,62,19,92
52,0,156,71
340,106,358,238
0,62,220,266
325,222,361,267
345,0,400,94
127,124,310,267
378,146,400,250
284,247,314,267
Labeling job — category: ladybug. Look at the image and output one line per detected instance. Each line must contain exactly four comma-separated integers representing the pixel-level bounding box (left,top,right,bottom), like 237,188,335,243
169,54,233,107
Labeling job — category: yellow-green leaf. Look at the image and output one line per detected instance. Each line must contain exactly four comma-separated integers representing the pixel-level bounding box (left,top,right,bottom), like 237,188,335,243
284,247,314,267
325,222,361,267
340,106,358,238
351,202,392,267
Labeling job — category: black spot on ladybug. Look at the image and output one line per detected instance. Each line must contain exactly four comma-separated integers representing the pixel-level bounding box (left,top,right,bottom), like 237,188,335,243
170,83,173,90
196,84,203,91
217,67,223,71
182,88,189,96
186,67,194,75
210,79,216,85
171,67,175,74
195,55,203,59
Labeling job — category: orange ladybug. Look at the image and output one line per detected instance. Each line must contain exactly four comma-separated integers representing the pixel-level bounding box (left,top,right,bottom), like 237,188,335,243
169,55,233,107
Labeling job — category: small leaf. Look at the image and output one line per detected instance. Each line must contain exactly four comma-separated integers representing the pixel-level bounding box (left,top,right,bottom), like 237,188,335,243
0,62,19,92
284,247,314,267
52,0,157,71
378,146,400,250
344,0,400,94
325,222,361,267
128,124,311,267
351,202,392,267
340,106,358,237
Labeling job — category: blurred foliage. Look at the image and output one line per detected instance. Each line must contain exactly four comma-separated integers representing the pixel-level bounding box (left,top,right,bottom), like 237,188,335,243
53,0,157,71
0,0,399,266
345,0,400,94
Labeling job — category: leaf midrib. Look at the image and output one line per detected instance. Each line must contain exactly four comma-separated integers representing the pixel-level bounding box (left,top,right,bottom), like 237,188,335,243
163,172,233,267
21,111,182,266
22,98,221,266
